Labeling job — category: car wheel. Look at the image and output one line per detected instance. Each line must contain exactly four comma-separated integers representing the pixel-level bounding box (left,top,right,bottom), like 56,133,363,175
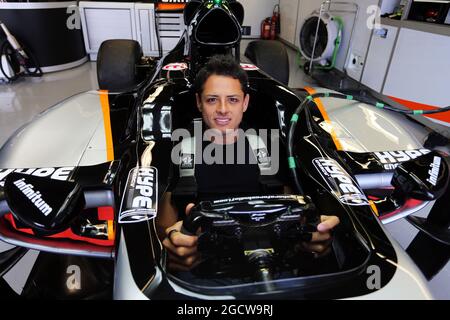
244,40,289,85
97,40,143,92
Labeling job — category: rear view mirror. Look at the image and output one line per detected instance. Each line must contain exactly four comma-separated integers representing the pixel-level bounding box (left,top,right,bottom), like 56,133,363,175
392,151,449,201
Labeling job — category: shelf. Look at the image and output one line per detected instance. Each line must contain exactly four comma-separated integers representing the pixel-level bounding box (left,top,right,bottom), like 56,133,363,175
381,17,450,36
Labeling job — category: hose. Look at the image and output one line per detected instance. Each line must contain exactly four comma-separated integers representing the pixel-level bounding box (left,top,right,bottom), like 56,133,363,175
0,39,43,81
0,40,18,81
308,92,450,115
287,98,311,195
287,91,450,195
21,47,43,77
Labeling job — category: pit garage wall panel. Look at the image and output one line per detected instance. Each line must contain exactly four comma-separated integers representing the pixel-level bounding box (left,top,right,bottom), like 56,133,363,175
361,24,398,92
382,28,450,124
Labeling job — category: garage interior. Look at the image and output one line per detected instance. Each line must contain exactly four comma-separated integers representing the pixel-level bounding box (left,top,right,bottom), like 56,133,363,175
0,0,449,300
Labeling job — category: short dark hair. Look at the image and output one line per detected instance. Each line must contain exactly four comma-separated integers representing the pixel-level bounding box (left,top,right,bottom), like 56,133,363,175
194,55,248,95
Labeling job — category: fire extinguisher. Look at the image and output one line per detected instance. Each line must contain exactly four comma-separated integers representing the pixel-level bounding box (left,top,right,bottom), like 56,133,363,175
269,18,276,40
261,17,271,40
270,4,280,40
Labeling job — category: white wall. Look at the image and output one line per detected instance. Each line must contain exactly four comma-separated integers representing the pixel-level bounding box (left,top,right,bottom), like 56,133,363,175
239,0,280,38
290,0,381,80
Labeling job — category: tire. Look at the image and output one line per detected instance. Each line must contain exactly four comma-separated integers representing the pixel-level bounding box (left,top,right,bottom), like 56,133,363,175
244,40,289,85
97,40,142,92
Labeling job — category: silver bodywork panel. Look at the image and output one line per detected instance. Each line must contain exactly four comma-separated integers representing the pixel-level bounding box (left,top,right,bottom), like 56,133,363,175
113,231,149,300
347,220,433,299
312,88,429,152
0,91,108,168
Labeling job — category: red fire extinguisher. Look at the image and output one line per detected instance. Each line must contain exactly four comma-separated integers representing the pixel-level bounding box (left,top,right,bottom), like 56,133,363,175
269,19,276,40
261,17,271,40
270,4,280,40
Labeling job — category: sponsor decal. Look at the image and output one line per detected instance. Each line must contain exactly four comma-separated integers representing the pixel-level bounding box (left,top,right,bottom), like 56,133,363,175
383,163,400,170
427,156,441,186
313,158,369,206
374,149,430,170
13,178,52,216
213,195,297,204
256,148,271,167
0,167,74,187
240,63,259,71
180,153,194,170
119,167,158,224
162,62,188,71
250,213,267,222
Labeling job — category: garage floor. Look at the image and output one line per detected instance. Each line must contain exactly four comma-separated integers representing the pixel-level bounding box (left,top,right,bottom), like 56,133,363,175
0,40,448,299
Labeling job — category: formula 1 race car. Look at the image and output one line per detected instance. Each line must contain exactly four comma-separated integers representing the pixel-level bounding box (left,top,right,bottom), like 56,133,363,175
0,0,449,299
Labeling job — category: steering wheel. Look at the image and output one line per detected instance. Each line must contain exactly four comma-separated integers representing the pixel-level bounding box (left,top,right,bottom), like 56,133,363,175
180,194,320,281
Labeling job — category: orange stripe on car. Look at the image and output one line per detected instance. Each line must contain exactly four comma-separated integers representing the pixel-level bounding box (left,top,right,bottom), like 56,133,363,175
388,96,450,124
304,87,343,150
99,90,114,161
107,220,115,241
369,200,379,217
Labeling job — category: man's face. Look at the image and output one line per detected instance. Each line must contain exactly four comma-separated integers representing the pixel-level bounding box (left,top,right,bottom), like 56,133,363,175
196,74,249,135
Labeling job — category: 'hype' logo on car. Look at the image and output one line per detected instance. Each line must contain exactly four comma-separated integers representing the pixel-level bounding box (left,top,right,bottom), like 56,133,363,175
119,167,158,224
0,167,74,187
313,158,369,206
374,149,430,170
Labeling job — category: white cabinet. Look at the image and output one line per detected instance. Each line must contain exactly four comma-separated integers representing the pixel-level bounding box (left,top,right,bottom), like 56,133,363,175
382,27,450,109
360,19,450,124
135,3,159,57
156,12,185,53
79,1,160,60
80,1,137,60
361,24,398,92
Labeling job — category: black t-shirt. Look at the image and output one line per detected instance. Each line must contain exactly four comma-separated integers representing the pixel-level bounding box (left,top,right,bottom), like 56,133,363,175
195,137,261,201
168,130,287,215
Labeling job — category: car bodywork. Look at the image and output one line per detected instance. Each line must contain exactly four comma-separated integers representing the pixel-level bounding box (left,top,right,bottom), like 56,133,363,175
0,0,449,299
